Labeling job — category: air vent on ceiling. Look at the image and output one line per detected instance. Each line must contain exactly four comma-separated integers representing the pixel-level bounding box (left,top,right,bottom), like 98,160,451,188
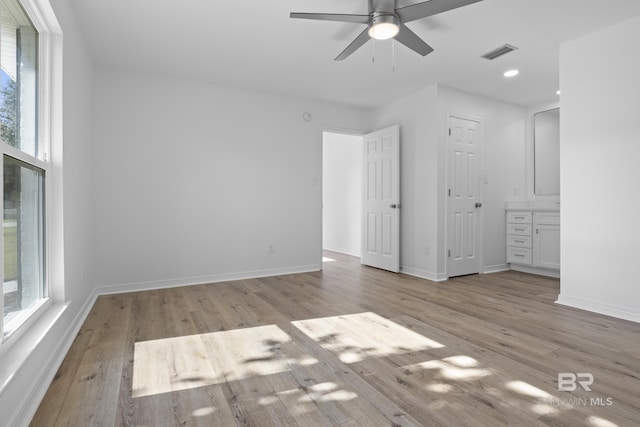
481,44,518,60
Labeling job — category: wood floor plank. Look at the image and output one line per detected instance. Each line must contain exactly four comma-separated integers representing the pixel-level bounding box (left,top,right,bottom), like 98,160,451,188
264,371,341,427
281,323,426,427
389,314,640,427
115,290,177,425
53,358,124,426
32,294,131,426
170,385,238,427
30,325,95,425
32,251,640,426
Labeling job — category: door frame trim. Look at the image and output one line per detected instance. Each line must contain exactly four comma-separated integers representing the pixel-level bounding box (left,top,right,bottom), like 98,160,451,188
445,113,485,279
319,126,365,270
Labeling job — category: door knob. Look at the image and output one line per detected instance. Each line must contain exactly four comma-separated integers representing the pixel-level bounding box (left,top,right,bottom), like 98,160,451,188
475,203,482,208
390,204,399,209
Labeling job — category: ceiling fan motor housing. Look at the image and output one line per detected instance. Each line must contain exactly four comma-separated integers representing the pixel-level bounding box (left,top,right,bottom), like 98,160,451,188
369,0,396,14
369,12,400,27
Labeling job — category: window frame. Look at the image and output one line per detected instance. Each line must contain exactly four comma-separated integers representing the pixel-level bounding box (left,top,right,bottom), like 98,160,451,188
0,0,55,345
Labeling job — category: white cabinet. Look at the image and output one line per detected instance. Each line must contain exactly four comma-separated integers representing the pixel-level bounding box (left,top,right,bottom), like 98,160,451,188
533,212,560,270
506,209,560,276
506,211,532,265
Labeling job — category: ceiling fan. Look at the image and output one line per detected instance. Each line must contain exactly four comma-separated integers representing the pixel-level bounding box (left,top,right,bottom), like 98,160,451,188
290,0,483,60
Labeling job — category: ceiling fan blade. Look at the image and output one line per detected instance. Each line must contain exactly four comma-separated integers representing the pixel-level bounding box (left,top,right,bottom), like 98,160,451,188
335,28,371,61
290,12,369,24
396,0,483,23
394,24,434,56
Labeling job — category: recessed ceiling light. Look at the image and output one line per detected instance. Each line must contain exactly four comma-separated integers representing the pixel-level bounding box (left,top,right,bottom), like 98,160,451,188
504,69,519,78
556,90,561,95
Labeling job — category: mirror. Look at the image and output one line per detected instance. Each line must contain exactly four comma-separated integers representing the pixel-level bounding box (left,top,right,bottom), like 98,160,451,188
534,108,560,195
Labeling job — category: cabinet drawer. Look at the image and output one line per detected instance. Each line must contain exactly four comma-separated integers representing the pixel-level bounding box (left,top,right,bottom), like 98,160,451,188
508,235,532,248
534,212,560,225
507,211,532,224
508,247,532,265
508,224,532,236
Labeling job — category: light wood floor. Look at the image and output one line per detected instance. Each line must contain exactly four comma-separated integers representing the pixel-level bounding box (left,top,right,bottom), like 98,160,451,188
33,252,640,426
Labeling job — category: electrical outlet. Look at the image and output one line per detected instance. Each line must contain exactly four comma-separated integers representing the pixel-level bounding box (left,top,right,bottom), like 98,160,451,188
424,246,431,256
269,244,276,254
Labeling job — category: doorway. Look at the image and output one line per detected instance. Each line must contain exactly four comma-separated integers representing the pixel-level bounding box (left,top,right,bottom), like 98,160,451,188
322,131,363,257
322,125,401,273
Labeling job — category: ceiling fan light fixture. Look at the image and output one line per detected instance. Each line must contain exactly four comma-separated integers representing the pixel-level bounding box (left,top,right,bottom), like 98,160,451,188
368,14,400,40
290,0,484,60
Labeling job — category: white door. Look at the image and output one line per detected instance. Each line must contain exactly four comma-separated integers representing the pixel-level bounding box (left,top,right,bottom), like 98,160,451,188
447,116,482,277
361,125,400,272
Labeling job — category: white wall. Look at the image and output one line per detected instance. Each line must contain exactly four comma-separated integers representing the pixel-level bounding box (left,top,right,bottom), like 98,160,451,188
58,3,95,306
0,0,95,424
322,132,362,257
372,85,440,279
92,67,371,291
557,15,640,322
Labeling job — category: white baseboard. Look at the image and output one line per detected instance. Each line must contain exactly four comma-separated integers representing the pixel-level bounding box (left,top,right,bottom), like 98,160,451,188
97,264,321,295
400,266,448,282
322,246,360,258
556,294,640,324
402,265,511,281
482,264,510,274
510,264,560,279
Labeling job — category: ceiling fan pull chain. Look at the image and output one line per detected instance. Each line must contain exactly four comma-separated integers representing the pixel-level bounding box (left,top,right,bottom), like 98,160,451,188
392,39,396,72
372,39,375,63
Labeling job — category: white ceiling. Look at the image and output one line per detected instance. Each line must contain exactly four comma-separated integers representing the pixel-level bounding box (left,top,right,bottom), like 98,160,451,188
70,0,640,108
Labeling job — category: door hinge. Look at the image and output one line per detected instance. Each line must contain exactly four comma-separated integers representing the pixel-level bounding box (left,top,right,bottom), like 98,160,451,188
448,189,451,197
448,128,451,136
448,250,451,258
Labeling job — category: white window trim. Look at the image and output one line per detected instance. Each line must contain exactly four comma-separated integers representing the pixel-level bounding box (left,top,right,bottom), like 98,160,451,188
0,0,62,354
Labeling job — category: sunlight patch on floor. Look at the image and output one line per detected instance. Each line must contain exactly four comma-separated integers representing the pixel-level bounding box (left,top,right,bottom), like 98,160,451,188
132,311,446,398
505,380,552,399
132,324,294,397
299,382,358,403
292,312,444,363
322,256,336,263
505,380,560,416
191,407,216,417
588,415,619,427
403,355,493,382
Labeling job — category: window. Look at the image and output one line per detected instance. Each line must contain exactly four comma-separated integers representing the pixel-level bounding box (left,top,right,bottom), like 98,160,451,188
1,0,47,339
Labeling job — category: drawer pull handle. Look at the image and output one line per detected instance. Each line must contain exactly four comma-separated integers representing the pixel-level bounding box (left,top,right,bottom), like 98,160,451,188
514,254,525,258
515,216,525,220
514,228,525,231
514,240,525,244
